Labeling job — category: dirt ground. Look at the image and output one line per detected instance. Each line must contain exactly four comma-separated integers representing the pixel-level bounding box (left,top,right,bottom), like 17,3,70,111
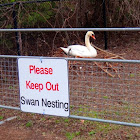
0,109,140,140
0,32,140,140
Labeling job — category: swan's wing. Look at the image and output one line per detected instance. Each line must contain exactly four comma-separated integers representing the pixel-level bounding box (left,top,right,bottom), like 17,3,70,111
68,45,86,51
68,45,90,57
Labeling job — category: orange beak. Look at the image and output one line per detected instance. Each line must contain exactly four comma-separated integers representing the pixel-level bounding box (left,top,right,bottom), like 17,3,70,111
92,35,96,40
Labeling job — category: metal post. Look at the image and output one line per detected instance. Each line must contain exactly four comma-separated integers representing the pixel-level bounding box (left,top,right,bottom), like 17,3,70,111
103,0,108,50
12,5,21,55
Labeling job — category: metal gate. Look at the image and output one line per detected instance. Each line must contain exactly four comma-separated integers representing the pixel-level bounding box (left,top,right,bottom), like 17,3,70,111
0,55,139,127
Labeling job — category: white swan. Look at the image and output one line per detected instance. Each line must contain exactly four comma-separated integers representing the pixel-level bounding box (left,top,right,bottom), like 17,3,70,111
60,31,97,58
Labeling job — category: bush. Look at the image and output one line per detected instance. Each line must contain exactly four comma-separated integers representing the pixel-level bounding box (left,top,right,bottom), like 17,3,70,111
0,0,139,55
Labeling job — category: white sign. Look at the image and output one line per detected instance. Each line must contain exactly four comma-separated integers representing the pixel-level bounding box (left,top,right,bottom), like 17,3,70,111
18,58,69,117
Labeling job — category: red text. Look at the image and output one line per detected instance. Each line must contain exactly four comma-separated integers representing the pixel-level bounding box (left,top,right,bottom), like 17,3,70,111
26,81,43,92
29,65,53,75
46,82,59,91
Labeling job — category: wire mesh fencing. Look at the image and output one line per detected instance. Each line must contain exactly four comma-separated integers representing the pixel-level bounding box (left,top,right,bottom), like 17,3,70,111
0,56,140,127
68,58,140,126
0,57,19,108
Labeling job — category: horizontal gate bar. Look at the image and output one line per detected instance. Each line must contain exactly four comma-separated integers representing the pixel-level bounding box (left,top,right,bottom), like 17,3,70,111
66,57,140,63
0,28,140,32
70,115,140,127
0,105,139,127
0,105,20,111
0,55,140,64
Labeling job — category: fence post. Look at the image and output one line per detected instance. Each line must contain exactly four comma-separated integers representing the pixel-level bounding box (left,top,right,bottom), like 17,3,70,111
103,0,108,50
12,4,21,56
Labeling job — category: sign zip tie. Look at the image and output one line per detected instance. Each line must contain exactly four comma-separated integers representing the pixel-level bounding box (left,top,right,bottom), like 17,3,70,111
40,57,43,63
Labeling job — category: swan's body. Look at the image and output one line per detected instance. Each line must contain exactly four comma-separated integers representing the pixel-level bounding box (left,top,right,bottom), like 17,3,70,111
60,31,97,58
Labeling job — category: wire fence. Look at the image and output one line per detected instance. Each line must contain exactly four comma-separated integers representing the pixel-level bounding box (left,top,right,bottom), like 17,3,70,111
0,55,140,127
68,58,140,127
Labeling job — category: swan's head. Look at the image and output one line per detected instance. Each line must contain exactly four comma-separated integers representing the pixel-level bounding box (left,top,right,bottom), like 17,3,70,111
87,31,96,40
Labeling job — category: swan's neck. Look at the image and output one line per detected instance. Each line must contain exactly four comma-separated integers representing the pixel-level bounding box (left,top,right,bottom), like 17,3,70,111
85,34,92,50
85,33,97,57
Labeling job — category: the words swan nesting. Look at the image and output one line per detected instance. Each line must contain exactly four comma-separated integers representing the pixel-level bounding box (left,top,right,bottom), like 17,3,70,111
60,31,97,58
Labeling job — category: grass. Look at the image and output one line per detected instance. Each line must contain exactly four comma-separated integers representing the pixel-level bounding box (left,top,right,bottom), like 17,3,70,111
0,116,4,120
71,100,140,124
129,73,135,78
88,88,96,93
42,132,46,136
103,96,109,99
88,130,96,136
63,120,124,140
8,86,14,89
0,108,139,139
64,118,69,123
66,132,75,140
40,117,46,121
25,121,33,127
66,131,81,140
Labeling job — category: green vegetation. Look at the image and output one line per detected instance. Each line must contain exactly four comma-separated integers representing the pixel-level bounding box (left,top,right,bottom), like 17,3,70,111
0,116,4,120
25,121,33,127
0,0,140,55
66,131,81,140
40,117,46,121
19,2,55,27
129,73,135,78
103,96,109,99
88,130,96,136
88,88,96,93
0,0,140,29
0,109,139,139
66,132,75,140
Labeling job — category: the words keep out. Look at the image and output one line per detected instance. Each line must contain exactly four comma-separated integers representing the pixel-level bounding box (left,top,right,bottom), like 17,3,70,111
25,65,59,92
26,81,59,92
